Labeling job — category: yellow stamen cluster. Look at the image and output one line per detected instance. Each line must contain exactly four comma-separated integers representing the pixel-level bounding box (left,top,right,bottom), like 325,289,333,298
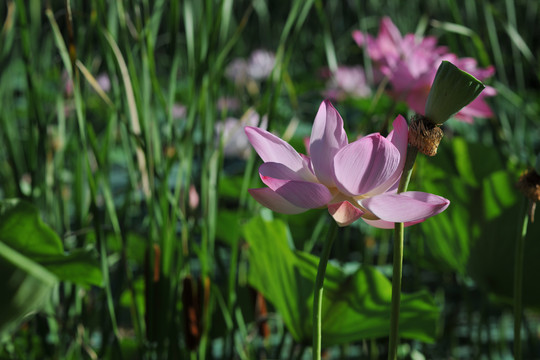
408,115,444,157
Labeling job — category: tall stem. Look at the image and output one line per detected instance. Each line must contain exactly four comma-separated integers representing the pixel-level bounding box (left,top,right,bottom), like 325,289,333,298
312,222,337,360
388,146,418,360
397,147,418,194
513,197,530,360
389,222,404,360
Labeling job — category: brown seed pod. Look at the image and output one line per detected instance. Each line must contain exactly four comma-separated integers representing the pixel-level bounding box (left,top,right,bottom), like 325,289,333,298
408,114,444,157
517,169,540,222
517,169,540,203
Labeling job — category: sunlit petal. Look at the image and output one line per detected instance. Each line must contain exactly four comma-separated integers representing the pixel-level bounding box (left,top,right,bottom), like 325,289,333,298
248,188,307,214
333,134,401,196
257,177,333,209
259,162,317,182
363,115,408,196
245,126,305,172
360,191,450,222
309,100,348,186
327,201,364,227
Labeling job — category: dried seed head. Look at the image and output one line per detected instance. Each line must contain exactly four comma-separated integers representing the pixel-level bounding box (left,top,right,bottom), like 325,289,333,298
408,114,444,156
517,169,540,203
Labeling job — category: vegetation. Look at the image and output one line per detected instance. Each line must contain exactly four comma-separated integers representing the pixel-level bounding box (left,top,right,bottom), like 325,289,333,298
0,0,539,358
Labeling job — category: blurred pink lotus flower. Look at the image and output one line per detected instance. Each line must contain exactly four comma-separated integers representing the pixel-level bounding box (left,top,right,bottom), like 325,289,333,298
322,66,372,101
217,96,241,112
217,108,268,159
225,49,276,85
246,49,276,80
353,17,495,123
189,184,200,210
63,71,111,97
172,103,187,119
245,100,449,228
96,73,111,92
225,58,249,86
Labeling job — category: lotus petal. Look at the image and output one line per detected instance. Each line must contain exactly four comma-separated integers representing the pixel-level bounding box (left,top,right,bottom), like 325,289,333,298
248,188,307,214
328,201,364,227
334,134,401,196
360,191,450,223
257,177,333,209
309,100,348,186
245,126,305,172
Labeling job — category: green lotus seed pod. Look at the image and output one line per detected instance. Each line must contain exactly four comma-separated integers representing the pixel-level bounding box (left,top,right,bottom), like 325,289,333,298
425,61,485,125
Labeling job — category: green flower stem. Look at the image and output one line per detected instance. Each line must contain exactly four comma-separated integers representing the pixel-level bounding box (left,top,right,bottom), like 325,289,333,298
397,146,418,193
389,146,418,360
313,222,337,360
513,197,530,360
389,221,404,360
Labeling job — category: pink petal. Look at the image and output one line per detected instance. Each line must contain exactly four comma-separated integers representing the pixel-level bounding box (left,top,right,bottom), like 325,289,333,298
405,87,430,115
258,162,305,182
374,17,402,62
328,201,364,227
333,134,401,196
379,17,403,47
245,126,305,172
352,30,368,47
309,100,348,186
456,95,494,120
360,191,450,223
256,177,332,209
248,188,307,214
387,115,408,161
361,218,424,229
454,86,496,122
362,115,408,197
454,59,495,80
483,85,497,96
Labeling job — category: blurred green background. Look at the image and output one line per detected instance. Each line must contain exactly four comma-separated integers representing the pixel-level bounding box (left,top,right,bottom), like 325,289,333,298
0,0,539,358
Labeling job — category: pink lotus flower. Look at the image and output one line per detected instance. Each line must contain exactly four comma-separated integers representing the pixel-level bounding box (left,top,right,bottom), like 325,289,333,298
172,103,187,119
322,66,372,101
225,49,276,85
353,17,495,123
216,108,268,159
245,100,449,228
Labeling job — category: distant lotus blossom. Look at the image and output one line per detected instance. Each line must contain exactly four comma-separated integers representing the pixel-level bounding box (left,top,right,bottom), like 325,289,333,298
63,71,111,97
322,66,372,101
217,96,241,112
172,103,187,119
217,109,268,159
353,17,495,123
96,74,111,92
245,100,449,228
225,59,250,86
226,49,276,85
189,185,200,210
246,49,276,80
